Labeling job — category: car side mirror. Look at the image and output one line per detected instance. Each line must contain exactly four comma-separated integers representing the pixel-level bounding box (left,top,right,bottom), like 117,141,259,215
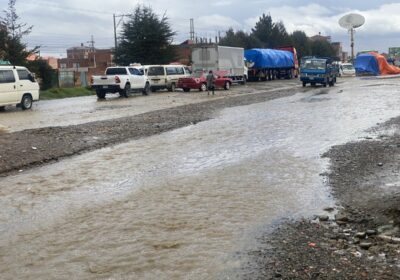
28,73,36,82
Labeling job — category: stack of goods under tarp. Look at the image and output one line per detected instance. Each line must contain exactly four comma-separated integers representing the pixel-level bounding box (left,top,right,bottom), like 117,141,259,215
355,52,400,76
244,49,294,69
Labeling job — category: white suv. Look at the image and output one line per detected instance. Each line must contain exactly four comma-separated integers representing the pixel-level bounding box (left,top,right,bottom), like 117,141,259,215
0,65,39,110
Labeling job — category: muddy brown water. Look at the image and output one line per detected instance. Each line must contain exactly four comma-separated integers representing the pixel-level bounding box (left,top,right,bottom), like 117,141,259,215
1,78,400,279
0,81,298,132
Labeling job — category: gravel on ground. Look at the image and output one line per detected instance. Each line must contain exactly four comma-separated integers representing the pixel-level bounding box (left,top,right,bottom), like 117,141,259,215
243,116,400,279
0,87,300,176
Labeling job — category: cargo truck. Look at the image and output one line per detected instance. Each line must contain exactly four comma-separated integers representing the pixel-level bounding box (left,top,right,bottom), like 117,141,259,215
244,48,298,81
299,56,336,87
191,46,247,84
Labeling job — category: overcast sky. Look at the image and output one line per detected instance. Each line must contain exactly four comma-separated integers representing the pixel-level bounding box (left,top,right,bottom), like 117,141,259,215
1,0,400,57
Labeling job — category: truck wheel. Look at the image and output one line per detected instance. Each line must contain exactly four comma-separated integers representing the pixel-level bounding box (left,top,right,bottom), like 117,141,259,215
0,106,5,111
122,84,131,98
20,94,33,110
200,83,207,92
311,82,316,86
150,87,157,93
302,82,306,87
96,90,106,99
183,88,190,92
142,82,150,95
224,81,231,90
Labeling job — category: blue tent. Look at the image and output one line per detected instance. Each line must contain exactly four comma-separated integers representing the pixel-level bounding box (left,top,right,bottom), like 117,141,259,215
354,53,379,76
244,49,294,68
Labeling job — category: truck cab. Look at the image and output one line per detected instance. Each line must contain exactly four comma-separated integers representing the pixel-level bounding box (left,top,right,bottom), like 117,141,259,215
300,57,336,87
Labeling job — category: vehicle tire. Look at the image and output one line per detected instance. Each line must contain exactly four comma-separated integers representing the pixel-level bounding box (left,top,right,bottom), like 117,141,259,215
150,87,157,93
142,82,150,95
20,94,33,110
122,83,131,98
302,82,306,87
200,83,207,92
168,83,176,92
311,82,316,86
0,106,5,112
183,88,190,92
96,89,106,99
323,83,327,87
224,81,231,90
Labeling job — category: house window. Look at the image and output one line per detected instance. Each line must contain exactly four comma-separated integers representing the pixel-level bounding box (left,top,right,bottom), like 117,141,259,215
72,63,80,69
60,63,67,69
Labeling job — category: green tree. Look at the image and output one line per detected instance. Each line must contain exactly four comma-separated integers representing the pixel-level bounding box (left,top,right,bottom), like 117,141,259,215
251,14,290,48
251,13,274,47
289,30,311,59
27,59,56,90
270,21,290,47
0,0,38,65
310,40,335,57
219,28,262,49
116,5,177,65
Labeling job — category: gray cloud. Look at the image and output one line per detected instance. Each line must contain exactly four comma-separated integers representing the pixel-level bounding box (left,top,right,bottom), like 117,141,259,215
0,0,397,56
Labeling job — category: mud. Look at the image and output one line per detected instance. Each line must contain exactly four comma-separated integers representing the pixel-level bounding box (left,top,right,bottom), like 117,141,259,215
248,116,400,279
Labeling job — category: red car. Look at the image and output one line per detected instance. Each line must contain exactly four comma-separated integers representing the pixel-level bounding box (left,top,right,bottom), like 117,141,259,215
177,71,232,92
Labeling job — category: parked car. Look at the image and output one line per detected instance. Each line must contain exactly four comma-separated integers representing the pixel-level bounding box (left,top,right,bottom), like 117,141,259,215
177,70,232,92
0,65,39,111
91,66,150,99
144,65,191,92
340,63,356,76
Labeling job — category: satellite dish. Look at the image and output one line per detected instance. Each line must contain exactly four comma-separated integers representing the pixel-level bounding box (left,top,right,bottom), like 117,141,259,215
338,13,365,62
339,13,365,30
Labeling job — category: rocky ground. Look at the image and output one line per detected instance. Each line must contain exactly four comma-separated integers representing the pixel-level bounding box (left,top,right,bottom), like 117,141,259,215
244,117,400,279
2,81,400,279
0,87,301,176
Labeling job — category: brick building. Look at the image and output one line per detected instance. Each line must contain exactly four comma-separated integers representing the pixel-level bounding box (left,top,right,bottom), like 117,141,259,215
58,44,114,86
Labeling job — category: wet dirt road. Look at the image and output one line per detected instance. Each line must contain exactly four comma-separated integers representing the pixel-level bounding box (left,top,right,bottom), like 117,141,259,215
1,78,400,279
0,80,298,132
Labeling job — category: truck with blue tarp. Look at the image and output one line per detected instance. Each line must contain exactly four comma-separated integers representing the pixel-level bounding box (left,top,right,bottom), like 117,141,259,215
244,48,297,81
299,56,336,87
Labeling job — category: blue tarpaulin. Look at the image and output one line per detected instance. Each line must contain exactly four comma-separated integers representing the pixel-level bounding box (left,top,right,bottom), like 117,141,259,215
244,49,294,68
354,54,379,76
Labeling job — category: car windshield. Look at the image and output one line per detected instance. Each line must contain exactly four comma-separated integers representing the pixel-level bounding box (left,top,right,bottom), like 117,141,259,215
301,59,326,70
342,64,354,70
147,67,164,76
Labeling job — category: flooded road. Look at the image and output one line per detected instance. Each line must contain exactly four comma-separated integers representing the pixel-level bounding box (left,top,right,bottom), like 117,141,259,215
0,80,298,132
1,78,400,279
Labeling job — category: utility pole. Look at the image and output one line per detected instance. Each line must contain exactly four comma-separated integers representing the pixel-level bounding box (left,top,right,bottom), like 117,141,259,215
113,13,132,63
190,18,195,41
113,14,117,53
88,35,96,68
350,28,355,62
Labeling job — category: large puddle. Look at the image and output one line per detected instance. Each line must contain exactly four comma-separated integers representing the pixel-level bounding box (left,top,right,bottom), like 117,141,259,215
1,78,400,279
0,81,298,132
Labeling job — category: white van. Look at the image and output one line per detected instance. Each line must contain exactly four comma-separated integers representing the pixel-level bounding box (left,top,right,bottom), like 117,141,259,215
145,65,191,92
0,65,39,110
